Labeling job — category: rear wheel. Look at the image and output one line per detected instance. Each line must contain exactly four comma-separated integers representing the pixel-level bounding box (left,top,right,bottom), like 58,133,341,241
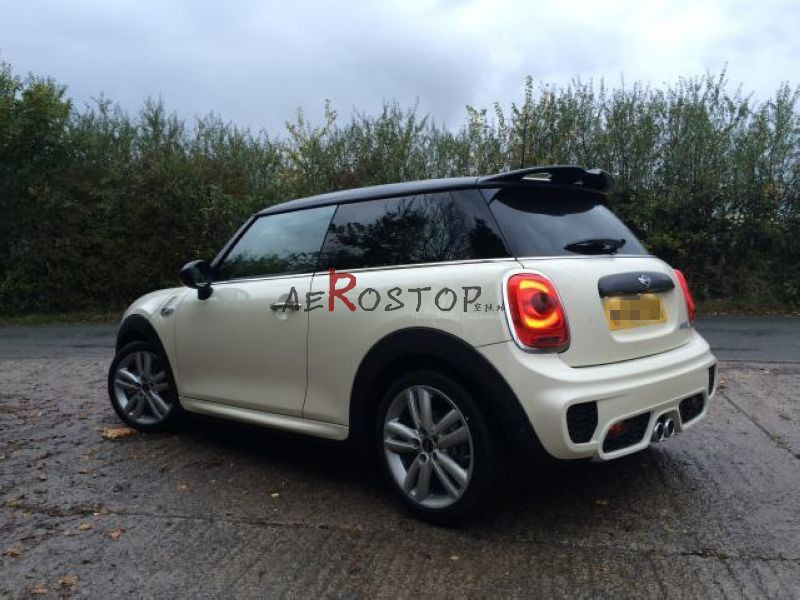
108,340,182,432
376,369,497,525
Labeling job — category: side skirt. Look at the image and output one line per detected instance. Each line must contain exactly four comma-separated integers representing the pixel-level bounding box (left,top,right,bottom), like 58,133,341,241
180,397,349,441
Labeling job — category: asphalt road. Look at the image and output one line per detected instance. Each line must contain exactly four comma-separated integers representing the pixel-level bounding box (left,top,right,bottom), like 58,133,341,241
0,318,799,597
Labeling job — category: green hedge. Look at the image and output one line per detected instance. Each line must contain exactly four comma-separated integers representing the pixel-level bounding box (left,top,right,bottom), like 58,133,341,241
1,62,798,314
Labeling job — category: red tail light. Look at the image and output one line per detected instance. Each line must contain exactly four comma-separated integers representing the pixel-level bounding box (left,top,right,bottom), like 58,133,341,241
673,269,696,324
506,273,569,349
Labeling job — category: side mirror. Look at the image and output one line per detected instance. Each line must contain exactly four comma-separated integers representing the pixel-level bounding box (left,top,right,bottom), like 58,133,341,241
179,260,214,300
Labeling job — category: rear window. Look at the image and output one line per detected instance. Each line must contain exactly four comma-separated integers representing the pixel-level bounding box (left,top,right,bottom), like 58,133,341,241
487,186,648,257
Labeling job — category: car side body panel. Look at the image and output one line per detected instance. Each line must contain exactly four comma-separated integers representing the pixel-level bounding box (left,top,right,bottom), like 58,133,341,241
302,259,518,425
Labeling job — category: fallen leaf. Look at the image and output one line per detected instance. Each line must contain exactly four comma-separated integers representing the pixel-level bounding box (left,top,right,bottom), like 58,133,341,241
108,527,125,540
30,584,49,595
449,555,459,561
57,575,78,589
270,492,280,499
3,547,24,557
78,522,92,531
595,499,609,506
101,426,137,440
36,473,47,481
178,483,188,492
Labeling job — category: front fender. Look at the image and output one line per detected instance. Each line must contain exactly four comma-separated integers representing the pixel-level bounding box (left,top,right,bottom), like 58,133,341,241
116,288,188,388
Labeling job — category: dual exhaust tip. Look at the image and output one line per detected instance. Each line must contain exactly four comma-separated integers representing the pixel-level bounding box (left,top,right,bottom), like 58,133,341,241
652,417,676,443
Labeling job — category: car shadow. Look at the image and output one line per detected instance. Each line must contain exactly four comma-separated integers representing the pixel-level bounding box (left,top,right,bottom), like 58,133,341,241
174,412,691,535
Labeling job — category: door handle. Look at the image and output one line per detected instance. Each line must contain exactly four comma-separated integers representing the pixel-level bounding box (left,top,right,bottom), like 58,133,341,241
270,301,301,312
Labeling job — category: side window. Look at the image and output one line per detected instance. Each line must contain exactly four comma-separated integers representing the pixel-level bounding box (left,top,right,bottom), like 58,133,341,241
319,190,508,270
216,206,335,280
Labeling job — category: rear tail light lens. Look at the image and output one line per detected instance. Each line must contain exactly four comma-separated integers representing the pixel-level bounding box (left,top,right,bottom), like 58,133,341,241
506,273,569,349
673,269,696,324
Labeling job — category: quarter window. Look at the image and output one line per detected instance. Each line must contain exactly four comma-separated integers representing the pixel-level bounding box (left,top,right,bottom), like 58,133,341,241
319,190,508,270
216,206,335,280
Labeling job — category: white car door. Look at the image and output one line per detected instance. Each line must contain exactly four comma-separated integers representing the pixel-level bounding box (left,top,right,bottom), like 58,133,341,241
174,205,336,416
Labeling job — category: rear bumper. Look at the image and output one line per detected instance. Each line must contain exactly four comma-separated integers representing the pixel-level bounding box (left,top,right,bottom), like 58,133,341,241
478,330,717,461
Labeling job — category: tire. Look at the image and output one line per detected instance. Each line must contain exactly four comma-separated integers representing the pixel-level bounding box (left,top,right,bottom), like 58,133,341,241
108,340,183,432
375,369,497,525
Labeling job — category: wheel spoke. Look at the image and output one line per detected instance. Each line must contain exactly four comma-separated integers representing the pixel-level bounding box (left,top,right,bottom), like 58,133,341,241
432,409,459,435
127,393,145,419
152,371,166,384
418,388,434,432
115,377,139,392
384,437,417,453
438,426,469,449
432,456,460,498
153,381,169,392
415,459,432,501
402,457,421,492
434,450,468,488
117,368,140,385
146,394,164,420
385,419,420,443
142,352,153,378
148,391,170,419
406,389,421,430
135,352,144,376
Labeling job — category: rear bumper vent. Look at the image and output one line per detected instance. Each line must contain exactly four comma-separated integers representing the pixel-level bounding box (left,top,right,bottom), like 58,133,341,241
602,412,651,453
679,394,705,424
708,365,716,396
567,401,598,443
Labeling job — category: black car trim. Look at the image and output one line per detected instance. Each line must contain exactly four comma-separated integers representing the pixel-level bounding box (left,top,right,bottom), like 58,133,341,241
597,271,675,297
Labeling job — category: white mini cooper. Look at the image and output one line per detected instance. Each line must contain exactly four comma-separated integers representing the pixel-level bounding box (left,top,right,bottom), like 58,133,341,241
108,165,717,524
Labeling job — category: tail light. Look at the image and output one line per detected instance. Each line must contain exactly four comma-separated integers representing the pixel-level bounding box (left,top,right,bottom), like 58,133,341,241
506,273,569,349
673,269,696,324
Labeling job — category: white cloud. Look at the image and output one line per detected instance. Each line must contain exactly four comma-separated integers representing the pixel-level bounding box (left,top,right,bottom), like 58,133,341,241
0,0,797,132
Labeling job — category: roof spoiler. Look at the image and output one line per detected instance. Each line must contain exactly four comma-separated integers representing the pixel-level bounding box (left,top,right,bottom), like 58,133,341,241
478,165,613,192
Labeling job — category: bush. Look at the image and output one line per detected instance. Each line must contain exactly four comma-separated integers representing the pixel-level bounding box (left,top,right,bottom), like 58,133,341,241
0,62,798,314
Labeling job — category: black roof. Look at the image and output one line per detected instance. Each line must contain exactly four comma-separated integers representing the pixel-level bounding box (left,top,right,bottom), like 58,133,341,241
258,165,612,215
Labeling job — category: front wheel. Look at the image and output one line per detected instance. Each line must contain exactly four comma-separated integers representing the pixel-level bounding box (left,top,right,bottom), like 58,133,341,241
376,370,497,525
108,340,182,432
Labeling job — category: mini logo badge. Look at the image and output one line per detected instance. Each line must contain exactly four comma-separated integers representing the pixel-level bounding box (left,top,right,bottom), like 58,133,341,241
637,274,651,288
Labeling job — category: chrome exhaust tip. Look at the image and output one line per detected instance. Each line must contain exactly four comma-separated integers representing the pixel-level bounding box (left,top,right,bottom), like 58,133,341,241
652,421,665,443
664,418,676,439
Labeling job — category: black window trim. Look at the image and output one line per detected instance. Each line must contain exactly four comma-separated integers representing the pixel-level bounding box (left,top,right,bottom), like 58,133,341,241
211,186,517,282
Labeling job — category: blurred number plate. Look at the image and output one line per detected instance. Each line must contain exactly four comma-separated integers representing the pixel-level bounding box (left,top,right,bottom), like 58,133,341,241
603,293,667,330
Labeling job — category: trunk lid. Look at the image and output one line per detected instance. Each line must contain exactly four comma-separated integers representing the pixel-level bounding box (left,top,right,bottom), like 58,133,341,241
518,256,692,367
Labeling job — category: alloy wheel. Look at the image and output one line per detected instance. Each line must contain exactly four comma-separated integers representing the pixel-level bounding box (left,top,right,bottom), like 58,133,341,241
383,384,474,509
112,350,173,426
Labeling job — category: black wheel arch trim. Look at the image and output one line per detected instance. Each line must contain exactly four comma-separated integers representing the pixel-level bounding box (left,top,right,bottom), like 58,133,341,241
116,314,169,357
349,327,552,464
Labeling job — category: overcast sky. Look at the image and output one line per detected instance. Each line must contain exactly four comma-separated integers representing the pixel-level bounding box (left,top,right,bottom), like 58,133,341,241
1,0,797,133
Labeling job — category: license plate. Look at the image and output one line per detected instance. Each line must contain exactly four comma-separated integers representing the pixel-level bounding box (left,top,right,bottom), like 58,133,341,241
603,293,667,330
